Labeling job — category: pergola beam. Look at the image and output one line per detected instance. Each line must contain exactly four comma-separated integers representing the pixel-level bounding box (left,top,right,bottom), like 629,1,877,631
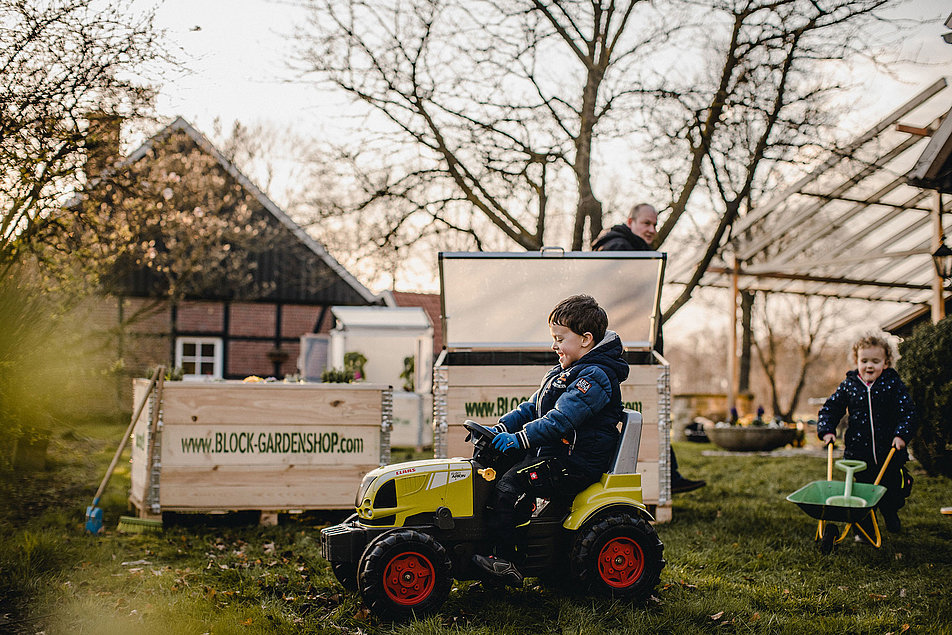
705,266,932,291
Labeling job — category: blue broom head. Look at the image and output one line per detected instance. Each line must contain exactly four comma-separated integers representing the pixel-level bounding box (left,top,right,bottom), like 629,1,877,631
85,505,104,535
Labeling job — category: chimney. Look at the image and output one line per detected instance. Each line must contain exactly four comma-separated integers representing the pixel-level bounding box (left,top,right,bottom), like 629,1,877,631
85,112,122,179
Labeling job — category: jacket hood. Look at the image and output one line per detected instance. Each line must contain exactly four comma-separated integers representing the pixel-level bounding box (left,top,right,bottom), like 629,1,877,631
591,224,651,251
572,330,629,382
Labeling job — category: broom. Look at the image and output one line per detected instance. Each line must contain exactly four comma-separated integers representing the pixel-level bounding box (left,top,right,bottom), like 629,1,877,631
117,515,163,533
85,366,165,535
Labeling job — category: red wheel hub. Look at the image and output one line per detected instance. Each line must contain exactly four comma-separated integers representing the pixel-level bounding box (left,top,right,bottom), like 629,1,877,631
597,536,645,588
383,551,435,605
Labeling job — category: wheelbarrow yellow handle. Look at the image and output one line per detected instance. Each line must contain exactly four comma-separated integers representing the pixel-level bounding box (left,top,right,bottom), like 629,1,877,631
826,441,834,481
873,447,897,486
817,441,835,540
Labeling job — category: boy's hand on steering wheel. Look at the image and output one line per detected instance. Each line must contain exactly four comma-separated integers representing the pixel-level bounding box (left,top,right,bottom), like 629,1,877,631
492,432,519,452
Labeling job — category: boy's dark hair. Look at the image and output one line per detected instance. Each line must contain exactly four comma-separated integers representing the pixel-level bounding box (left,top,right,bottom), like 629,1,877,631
548,294,608,342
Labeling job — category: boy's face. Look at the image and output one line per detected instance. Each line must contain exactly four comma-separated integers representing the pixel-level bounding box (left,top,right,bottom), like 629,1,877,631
856,346,888,384
550,323,593,369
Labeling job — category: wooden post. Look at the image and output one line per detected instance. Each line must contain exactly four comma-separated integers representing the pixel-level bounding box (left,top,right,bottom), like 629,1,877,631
727,256,739,413
933,191,946,324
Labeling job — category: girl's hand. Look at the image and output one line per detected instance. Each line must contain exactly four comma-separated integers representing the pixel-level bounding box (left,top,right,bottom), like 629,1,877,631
822,434,835,446
892,436,906,450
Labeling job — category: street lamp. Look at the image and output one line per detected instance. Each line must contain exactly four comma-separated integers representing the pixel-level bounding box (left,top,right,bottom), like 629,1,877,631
933,242,952,282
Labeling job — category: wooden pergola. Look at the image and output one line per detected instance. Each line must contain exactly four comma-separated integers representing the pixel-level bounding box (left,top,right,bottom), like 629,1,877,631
665,78,952,408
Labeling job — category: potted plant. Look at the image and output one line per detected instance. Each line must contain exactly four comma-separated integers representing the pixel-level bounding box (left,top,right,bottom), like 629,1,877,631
704,407,797,452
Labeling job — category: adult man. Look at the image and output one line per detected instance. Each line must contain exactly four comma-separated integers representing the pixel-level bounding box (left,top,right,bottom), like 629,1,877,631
592,202,706,494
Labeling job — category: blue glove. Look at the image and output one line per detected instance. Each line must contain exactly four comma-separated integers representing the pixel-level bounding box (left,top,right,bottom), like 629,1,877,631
492,431,520,452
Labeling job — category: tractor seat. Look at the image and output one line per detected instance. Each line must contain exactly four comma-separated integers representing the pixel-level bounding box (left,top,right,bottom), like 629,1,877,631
608,409,643,475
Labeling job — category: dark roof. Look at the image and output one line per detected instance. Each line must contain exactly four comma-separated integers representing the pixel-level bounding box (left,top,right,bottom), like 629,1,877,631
882,296,952,337
110,118,380,306
906,104,952,193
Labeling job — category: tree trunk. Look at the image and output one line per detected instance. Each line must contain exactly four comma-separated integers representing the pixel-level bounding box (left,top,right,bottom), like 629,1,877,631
739,290,754,393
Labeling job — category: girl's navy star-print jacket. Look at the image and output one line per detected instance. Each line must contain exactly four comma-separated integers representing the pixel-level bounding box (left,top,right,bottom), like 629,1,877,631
817,367,917,466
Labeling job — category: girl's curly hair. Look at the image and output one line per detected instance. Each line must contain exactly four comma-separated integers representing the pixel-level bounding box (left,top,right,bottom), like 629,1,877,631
850,332,896,366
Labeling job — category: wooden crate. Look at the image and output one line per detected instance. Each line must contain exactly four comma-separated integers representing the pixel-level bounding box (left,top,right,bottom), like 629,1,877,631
129,380,393,514
433,361,672,521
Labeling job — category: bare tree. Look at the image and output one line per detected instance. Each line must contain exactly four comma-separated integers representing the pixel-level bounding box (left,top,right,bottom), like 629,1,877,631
295,0,901,288
295,0,669,261
0,0,166,274
654,0,898,322
45,129,287,316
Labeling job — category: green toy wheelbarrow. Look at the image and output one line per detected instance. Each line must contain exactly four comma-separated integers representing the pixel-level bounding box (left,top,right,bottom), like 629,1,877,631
786,444,896,553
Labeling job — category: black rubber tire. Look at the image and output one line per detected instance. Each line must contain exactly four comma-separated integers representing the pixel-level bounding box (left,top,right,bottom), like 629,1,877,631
358,529,453,620
570,512,664,602
820,524,839,555
331,560,358,591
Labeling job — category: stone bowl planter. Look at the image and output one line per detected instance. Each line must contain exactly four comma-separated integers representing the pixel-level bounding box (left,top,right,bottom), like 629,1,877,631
704,424,797,452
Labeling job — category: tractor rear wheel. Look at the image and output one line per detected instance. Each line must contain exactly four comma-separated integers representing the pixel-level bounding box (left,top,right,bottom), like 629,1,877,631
571,512,664,602
358,529,453,619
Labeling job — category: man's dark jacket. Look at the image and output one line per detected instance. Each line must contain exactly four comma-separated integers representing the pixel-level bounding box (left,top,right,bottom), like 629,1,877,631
591,223,662,352
591,223,651,251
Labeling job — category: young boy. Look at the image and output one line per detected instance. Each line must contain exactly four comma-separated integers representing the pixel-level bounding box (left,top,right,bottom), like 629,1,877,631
472,294,629,585
817,333,917,534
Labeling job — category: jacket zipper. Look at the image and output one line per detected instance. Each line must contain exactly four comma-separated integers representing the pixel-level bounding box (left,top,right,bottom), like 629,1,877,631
864,381,877,464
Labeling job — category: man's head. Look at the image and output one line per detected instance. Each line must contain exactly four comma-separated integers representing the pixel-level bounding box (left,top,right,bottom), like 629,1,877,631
548,294,608,368
626,203,657,246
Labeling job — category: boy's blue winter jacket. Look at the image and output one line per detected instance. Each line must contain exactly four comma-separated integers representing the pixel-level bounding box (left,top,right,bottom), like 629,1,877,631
817,367,917,466
495,331,629,481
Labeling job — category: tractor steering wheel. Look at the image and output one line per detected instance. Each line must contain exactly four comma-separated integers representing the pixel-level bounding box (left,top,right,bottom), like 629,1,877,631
463,419,501,467
463,419,498,446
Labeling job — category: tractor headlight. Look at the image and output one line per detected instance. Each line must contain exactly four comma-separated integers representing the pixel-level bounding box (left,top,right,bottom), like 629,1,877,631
355,474,377,508
357,497,373,519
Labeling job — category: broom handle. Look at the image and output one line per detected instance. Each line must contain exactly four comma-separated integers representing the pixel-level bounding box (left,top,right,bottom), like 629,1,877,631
873,446,897,486
91,367,165,504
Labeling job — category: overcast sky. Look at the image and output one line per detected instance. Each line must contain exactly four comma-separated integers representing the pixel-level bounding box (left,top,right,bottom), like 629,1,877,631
142,0,952,149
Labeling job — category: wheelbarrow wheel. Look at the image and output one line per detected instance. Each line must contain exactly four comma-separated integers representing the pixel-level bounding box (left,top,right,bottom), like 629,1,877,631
820,524,839,554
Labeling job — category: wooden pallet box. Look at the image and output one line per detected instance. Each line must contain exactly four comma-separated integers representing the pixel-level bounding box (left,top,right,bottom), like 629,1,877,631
129,381,393,514
433,250,672,522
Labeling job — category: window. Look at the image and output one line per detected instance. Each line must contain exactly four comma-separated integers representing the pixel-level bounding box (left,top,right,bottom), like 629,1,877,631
175,337,223,380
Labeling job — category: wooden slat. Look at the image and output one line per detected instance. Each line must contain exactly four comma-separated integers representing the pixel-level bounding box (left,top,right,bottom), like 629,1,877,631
445,398,659,431
158,465,370,510
160,423,381,467
160,383,388,426
446,364,663,387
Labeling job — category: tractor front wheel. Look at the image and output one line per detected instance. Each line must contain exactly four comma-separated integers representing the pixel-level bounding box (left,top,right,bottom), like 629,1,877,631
358,529,453,619
331,561,358,591
571,512,664,602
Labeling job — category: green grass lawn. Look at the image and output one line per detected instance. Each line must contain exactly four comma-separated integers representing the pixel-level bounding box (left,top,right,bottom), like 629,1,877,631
2,419,951,634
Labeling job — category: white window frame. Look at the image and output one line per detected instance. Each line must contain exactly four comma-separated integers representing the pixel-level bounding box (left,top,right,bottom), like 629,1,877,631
175,337,223,380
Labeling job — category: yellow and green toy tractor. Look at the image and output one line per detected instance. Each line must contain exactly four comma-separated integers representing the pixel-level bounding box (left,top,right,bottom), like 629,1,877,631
320,410,664,619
